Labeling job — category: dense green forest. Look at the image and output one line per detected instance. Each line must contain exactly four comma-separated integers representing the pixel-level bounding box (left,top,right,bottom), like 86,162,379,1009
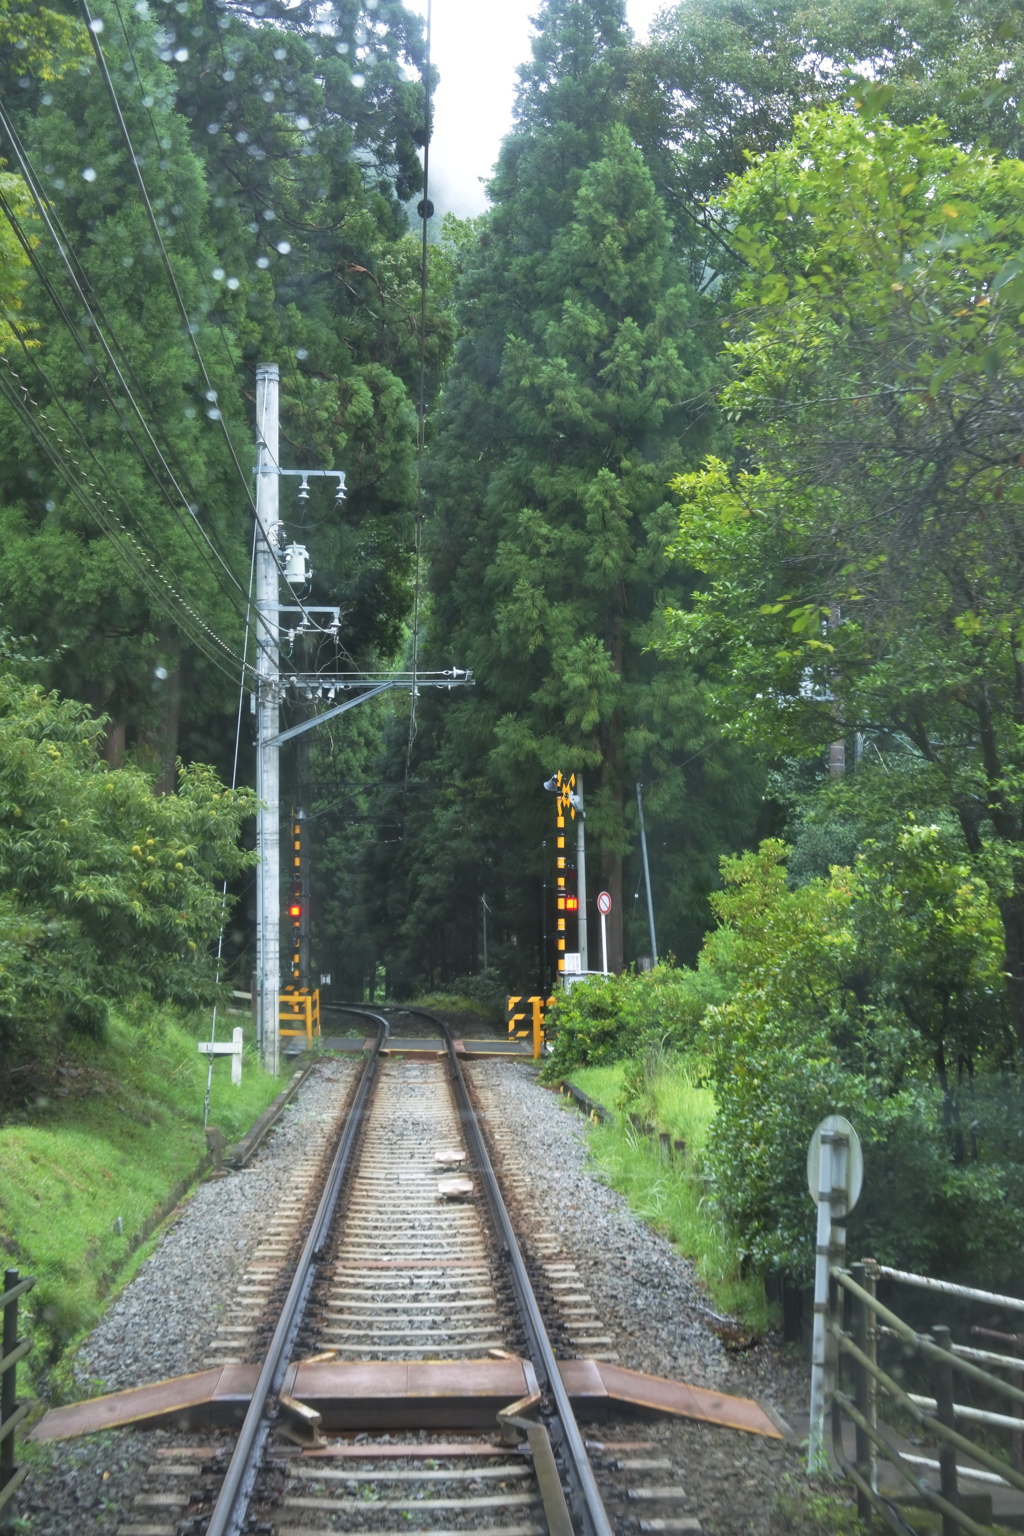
5,0,1024,1292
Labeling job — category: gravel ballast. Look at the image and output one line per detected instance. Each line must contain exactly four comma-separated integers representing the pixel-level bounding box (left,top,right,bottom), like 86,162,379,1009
14,1058,357,1535
468,1059,810,1536
14,1053,816,1536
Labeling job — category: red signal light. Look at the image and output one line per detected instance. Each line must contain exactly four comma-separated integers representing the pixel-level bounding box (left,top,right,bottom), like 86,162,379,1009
565,895,579,912
288,903,302,918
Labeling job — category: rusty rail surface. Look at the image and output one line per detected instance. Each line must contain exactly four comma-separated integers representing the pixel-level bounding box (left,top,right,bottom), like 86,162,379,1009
0,1268,34,1513
205,1011,388,1536
828,1260,1024,1535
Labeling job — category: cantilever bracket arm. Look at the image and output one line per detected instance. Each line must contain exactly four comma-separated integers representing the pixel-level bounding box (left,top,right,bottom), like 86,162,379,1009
264,675,473,748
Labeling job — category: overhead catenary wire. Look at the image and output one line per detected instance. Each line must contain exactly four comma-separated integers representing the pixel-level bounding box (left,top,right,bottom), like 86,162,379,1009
0,355,250,684
88,0,342,644
0,102,284,658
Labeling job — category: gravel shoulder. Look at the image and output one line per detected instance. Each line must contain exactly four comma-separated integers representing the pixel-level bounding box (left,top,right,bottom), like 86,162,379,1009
468,1059,812,1536
14,1058,357,1535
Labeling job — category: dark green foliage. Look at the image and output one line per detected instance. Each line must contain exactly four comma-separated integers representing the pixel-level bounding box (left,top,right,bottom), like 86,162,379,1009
0,659,256,1064
542,961,731,1077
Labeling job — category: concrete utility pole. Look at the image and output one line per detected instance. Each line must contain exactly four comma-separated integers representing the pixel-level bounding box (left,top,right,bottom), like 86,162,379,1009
255,363,281,1074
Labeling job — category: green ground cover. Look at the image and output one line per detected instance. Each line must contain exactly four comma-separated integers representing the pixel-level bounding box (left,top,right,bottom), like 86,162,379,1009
0,1002,281,1389
567,1059,770,1329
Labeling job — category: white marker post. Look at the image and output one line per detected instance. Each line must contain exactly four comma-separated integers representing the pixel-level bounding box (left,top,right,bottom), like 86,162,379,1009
806,1114,863,1473
199,1026,245,1087
597,890,612,975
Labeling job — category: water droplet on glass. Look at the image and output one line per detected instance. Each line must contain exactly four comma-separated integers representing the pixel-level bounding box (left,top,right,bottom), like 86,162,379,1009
142,94,154,107
262,89,275,101
122,255,133,267
273,47,286,59
256,256,270,268
335,40,348,53
262,208,275,220
206,407,222,420
88,17,104,33
174,47,188,61
53,177,65,189
41,93,53,105
206,121,219,134
222,68,234,80
184,405,196,418
205,389,218,402
351,73,365,87
45,500,56,512
235,130,248,143
226,276,240,290
295,348,308,360
82,167,97,181
212,267,225,281
275,240,291,254
154,666,169,681
296,115,310,130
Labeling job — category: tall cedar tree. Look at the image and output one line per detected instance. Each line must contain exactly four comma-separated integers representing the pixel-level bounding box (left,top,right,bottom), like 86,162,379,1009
378,0,764,987
0,0,438,783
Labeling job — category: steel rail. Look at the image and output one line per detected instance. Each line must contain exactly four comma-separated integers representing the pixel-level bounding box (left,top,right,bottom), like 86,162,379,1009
205,1012,389,1536
354,1002,615,1536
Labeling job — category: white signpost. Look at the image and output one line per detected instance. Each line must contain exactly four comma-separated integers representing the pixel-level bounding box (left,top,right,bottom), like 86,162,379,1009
807,1114,863,1472
596,890,612,975
198,1026,245,1087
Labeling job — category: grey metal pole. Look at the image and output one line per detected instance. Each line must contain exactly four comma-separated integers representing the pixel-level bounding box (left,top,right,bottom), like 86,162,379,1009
576,773,588,974
255,363,281,1074
636,781,658,964
481,894,488,972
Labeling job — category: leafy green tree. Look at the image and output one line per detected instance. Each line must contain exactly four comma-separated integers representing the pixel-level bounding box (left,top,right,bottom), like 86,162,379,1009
0,658,256,1062
667,106,1024,1049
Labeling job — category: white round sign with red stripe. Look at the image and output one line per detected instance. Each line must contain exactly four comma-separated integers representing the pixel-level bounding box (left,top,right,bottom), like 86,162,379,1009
597,890,612,915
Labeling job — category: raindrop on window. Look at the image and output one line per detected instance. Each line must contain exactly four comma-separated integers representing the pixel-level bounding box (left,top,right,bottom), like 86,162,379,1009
256,256,270,268
351,73,365,87
184,405,196,418
226,276,240,290
53,177,65,189
41,93,53,105
88,17,104,32
222,68,235,79
248,221,259,233
205,389,218,402
335,40,348,53
45,500,56,512
212,267,225,281
262,89,275,101
82,167,97,181
235,130,248,142
275,240,291,254
273,47,286,59
142,94,154,107
262,208,275,220
174,47,189,61
154,666,169,681
296,115,310,130
122,255,133,267
295,347,308,360
206,121,219,134
207,407,222,420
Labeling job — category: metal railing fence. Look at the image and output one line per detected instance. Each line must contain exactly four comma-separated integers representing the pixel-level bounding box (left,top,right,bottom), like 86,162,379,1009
828,1259,1024,1535
0,1268,34,1513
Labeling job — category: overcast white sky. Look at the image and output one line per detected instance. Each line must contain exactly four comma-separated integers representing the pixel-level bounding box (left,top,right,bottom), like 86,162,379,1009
405,0,667,218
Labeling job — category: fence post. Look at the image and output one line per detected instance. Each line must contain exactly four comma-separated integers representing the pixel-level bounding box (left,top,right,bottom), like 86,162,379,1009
933,1323,958,1536
1,1270,18,1493
850,1262,875,1519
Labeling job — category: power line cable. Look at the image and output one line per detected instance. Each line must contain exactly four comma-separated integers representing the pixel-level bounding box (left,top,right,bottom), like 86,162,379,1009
79,0,262,527
0,355,251,683
0,109,283,656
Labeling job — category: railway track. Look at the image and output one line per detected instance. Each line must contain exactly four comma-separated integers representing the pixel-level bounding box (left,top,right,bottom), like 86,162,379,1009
122,1006,619,1536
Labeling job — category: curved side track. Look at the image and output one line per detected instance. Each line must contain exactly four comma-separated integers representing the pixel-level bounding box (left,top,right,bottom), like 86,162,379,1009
205,1013,388,1536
